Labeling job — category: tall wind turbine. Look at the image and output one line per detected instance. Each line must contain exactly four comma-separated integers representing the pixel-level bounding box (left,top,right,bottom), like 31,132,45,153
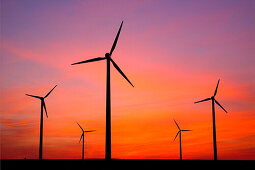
76,122,95,160
71,21,134,159
173,119,191,160
26,85,57,159
194,79,227,160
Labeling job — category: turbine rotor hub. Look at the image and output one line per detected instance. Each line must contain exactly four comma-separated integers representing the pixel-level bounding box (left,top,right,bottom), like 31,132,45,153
105,53,110,59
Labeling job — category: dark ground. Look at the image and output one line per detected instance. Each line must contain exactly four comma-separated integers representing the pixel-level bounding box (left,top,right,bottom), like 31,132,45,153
1,159,254,170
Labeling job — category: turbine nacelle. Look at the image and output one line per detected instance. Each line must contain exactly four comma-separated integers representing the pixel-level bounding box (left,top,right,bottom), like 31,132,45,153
105,53,110,59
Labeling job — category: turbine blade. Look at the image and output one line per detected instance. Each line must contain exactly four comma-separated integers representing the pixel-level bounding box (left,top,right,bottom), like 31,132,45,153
85,130,96,133
215,99,228,113
76,122,84,131
110,58,134,87
79,133,83,143
194,98,211,104
44,85,57,98
173,119,180,130
214,79,220,97
71,57,106,65
173,131,180,141
25,94,41,99
42,101,48,118
109,21,123,56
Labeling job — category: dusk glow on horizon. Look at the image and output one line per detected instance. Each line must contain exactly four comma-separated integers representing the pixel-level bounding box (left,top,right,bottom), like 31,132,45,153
1,0,255,160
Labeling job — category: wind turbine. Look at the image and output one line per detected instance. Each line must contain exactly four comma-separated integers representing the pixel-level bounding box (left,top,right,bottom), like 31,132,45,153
76,122,95,160
25,85,57,159
194,79,227,160
173,119,191,160
71,21,134,160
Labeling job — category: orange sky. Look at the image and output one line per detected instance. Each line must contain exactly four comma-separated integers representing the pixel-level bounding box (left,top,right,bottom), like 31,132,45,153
1,0,255,160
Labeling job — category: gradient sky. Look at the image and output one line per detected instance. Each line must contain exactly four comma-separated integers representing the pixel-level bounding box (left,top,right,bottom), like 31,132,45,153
1,0,255,160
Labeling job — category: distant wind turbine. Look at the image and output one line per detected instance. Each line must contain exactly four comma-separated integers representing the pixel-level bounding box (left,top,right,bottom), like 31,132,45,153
71,21,134,160
173,119,191,160
194,79,228,160
26,85,57,159
76,122,95,160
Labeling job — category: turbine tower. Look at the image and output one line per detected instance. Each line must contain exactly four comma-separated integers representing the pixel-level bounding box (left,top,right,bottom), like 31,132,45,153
173,119,191,160
76,122,95,160
26,85,57,159
71,21,134,160
194,79,228,160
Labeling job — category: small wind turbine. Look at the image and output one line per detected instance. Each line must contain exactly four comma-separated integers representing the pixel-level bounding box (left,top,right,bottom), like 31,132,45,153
71,21,134,160
26,85,57,159
173,119,191,160
77,122,95,160
194,79,228,160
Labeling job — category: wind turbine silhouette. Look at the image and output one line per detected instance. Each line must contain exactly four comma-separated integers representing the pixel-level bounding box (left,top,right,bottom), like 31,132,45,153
76,122,95,160
25,85,57,159
194,79,227,160
71,21,134,159
173,119,191,160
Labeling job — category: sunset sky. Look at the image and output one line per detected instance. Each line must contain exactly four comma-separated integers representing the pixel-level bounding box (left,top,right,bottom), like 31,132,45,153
1,0,255,160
